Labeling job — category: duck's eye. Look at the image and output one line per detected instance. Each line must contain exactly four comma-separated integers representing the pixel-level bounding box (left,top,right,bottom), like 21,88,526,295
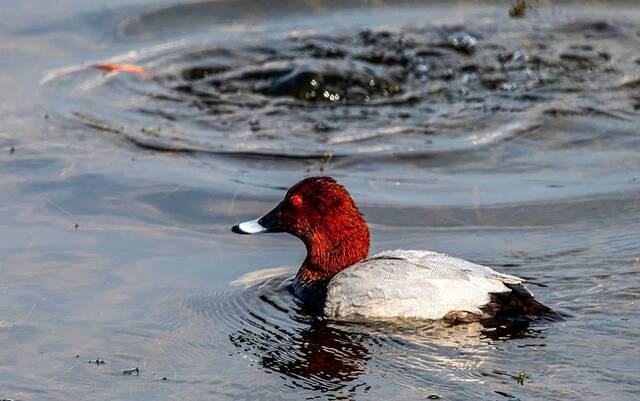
290,194,303,208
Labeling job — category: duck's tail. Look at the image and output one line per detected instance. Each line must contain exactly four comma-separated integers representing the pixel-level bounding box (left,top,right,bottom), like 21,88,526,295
481,283,569,325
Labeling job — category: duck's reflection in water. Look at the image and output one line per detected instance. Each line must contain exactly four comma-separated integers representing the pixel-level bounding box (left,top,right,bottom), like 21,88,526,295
222,268,545,397
228,276,370,394
231,321,369,391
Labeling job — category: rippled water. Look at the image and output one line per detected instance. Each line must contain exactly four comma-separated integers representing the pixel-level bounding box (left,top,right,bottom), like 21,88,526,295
1,1,639,400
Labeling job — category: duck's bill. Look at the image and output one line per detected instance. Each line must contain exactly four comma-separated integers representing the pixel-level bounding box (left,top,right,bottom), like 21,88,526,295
232,218,267,235
232,204,284,235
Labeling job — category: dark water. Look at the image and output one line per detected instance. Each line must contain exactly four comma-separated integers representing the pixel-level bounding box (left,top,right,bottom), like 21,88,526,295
1,1,639,400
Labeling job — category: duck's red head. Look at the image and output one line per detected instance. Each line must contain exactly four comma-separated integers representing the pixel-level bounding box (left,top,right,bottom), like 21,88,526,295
232,177,370,284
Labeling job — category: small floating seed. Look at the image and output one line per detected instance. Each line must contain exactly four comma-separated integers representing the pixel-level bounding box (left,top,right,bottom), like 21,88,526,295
509,0,527,19
319,152,333,173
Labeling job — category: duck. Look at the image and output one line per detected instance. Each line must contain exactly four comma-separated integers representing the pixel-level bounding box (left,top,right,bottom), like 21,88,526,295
232,176,556,323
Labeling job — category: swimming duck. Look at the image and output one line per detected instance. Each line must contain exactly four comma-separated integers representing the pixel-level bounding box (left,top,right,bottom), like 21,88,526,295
232,177,554,323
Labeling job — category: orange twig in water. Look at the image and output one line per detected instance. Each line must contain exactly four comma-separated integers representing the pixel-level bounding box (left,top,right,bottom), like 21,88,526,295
92,63,146,75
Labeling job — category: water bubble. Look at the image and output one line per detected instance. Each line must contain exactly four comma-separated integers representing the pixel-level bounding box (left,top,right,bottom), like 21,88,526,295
447,32,478,55
416,64,430,75
441,68,456,80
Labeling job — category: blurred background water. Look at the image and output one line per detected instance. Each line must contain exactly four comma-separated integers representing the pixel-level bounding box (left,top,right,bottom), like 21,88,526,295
0,1,639,400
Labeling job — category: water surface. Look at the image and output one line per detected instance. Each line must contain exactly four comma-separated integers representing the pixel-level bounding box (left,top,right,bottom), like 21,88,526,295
1,1,639,400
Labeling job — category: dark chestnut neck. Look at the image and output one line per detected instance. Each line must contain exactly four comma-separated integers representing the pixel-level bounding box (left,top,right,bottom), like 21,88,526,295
295,215,370,285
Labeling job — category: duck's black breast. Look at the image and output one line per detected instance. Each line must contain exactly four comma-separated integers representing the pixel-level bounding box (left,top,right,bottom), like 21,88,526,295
290,280,329,316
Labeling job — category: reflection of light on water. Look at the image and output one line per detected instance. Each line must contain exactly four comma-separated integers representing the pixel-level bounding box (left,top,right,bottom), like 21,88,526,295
335,318,498,387
467,121,537,146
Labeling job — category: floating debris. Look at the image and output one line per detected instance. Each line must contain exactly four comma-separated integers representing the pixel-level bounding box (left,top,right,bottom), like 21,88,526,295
88,358,105,365
305,152,333,173
122,367,140,376
509,0,528,19
319,152,333,173
92,63,146,75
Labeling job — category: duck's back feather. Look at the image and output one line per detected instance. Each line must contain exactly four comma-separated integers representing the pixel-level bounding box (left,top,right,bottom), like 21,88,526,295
324,250,541,321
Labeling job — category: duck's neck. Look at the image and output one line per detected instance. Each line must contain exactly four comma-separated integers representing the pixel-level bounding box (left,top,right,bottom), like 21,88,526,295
295,220,370,286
